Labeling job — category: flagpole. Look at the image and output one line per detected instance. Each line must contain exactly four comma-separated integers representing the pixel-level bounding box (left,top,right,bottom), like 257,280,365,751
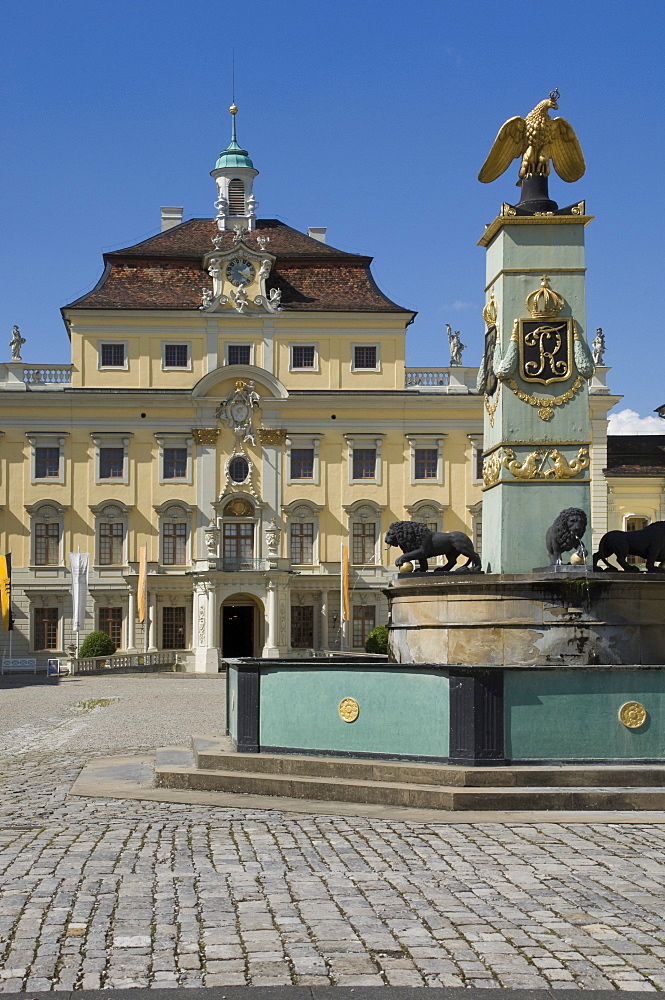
6,552,12,659
75,545,80,658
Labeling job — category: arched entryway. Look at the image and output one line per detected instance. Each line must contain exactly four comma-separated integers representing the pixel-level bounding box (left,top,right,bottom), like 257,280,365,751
221,594,264,658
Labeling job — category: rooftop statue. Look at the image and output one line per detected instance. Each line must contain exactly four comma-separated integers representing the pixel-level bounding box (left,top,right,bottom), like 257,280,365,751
478,90,585,186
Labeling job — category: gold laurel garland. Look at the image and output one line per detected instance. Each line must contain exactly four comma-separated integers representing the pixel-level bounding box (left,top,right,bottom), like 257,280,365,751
483,381,500,427
505,375,585,421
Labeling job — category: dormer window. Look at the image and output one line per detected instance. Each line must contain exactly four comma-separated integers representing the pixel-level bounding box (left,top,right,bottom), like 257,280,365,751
228,179,245,215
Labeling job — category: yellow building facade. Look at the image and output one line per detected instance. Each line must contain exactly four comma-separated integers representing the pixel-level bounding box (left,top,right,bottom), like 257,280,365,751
0,116,621,669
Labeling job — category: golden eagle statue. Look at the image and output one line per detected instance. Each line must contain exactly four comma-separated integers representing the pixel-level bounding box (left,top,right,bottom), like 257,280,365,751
479,90,585,186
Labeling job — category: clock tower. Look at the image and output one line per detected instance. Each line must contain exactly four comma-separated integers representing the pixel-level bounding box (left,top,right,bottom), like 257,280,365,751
211,104,259,233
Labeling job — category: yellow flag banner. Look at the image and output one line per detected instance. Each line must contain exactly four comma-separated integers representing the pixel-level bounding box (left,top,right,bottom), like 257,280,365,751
137,545,147,623
0,554,12,632
341,545,350,622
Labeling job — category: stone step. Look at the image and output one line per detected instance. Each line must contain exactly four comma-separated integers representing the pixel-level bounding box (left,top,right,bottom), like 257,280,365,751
155,762,665,811
189,735,665,788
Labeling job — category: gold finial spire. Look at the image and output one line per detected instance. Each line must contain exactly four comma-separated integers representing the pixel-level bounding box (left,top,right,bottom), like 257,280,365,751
229,103,238,115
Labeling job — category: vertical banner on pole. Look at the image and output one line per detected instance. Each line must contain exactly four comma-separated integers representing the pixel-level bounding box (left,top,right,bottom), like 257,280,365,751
341,545,350,622
137,545,147,623
69,553,89,632
0,554,11,632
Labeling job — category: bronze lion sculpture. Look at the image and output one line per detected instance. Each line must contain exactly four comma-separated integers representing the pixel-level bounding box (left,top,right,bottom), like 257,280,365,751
385,521,481,573
546,507,588,565
593,521,665,572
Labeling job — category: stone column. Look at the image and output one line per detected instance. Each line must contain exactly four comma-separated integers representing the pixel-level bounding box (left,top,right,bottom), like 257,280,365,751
147,594,157,652
318,590,327,652
127,591,137,652
262,578,279,658
193,582,219,673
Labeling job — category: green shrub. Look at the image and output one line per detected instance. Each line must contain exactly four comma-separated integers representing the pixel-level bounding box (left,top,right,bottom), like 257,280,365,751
78,630,116,658
365,624,389,654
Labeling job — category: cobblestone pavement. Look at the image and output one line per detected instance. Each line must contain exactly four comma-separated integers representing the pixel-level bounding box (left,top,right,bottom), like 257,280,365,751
2,675,665,992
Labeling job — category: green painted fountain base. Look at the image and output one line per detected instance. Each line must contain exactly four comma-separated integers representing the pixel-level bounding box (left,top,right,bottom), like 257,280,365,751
226,658,665,765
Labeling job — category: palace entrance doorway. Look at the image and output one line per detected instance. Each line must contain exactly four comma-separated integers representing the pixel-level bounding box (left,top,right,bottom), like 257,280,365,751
221,595,263,658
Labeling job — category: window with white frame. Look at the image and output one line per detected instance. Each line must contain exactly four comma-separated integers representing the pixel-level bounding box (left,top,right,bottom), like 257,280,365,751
407,436,444,485
226,344,253,365
162,342,191,370
465,500,482,560
92,503,129,567
625,515,650,566
92,434,131,486
286,435,321,485
162,606,187,649
27,502,66,567
156,502,192,567
34,606,59,651
351,344,380,371
290,344,318,371
98,341,128,369
345,435,384,485
221,496,257,570
155,433,193,485
284,502,322,567
291,604,314,648
344,501,385,566
99,606,123,647
352,603,375,648
28,434,67,485
468,434,484,484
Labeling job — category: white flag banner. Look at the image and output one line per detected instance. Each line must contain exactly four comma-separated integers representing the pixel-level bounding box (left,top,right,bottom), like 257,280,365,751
70,552,89,632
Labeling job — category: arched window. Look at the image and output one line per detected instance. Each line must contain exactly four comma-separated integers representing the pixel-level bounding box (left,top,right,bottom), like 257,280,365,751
27,501,66,567
221,496,256,570
228,179,245,215
91,502,129,567
283,501,323,567
155,502,193,567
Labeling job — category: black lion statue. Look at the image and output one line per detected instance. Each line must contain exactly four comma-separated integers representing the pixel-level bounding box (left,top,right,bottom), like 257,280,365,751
546,507,588,565
593,521,665,572
385,521,481,573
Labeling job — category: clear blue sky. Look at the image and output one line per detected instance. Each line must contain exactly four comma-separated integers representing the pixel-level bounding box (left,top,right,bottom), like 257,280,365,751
2,0,663,422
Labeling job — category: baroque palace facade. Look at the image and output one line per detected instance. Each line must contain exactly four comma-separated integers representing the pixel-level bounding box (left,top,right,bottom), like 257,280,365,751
1,111,623,670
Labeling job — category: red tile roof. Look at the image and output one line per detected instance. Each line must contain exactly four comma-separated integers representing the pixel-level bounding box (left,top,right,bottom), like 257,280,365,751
64,219,411,314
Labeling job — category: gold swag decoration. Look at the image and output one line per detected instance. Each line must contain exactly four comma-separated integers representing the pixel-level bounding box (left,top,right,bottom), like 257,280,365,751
506,374,585,421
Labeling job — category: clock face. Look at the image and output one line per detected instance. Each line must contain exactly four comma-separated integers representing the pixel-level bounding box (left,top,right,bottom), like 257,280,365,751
231,402,249,423
226,258,256,287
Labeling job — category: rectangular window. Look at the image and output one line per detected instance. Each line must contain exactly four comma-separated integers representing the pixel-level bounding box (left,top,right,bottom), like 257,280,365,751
100,522,124,565
415,448,438,480
228,345,251,365
35,523,59,566
163,447,187,479
352,448,376,480
35,608,58,651
292,345,315,368
352,605,375,649
99,607,122,647
476,446,484,482
291,448,314,479
35,447,60,479
101,343,125,367
291,606,314,648
99,447,124,479
163,522,187,565
352,522,376,565
164,344,188,367
162,607,186,649
354,346,377,369
290,522,314,565
223,523,254,568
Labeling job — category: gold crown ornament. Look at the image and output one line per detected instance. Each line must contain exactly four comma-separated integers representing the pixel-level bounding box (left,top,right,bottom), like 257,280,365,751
482,290,498,327
526,275,565,319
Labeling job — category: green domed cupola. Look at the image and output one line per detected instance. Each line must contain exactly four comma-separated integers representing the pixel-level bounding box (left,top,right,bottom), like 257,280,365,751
211,104,259,232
